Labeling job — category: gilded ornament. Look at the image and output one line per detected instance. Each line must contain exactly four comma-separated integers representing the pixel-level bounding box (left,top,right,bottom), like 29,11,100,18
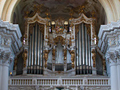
70,50,75,68
22,50,28,68
64,49,67,61
44,50,49,68
85,24,91,37
92,49,96,67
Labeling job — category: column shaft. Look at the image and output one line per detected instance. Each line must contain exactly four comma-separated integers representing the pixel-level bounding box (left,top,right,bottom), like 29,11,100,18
117,64,120,90
110,64,118,90
0,63,2,90
1,63,9,90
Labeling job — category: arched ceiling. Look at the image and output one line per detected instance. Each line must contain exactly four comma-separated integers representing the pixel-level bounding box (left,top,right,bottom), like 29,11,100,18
16,0,104,19
13,0,106,35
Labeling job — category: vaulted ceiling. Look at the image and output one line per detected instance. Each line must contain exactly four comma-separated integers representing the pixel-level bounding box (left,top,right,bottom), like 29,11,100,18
13,0,106,35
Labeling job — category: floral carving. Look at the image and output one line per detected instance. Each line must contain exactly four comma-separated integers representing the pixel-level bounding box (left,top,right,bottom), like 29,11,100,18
106,52,117,63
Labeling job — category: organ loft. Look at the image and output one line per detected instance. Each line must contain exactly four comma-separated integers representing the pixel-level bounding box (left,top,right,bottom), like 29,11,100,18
2,0,120,90
19,10,99,76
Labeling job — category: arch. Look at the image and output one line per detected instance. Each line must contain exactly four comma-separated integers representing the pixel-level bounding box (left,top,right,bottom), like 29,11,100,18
1,0,21,22
0,0,119,23
0,0,6,18
98,0,120,23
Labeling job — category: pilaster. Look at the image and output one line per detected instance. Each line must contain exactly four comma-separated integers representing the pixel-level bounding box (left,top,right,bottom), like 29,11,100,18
115,50,120,90
1,61,9,90
106,51,118,90
0,19,22,90
98,20,120,90
0,60,2,90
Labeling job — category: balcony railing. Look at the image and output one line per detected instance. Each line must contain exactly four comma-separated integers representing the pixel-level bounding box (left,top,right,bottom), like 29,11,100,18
8,77,110,87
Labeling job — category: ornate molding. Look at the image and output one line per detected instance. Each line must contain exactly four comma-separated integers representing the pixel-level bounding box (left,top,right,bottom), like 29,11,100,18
85,86,110,90
26,13,47,24
0,19,22,68
115,50,120,59
44,50,49,68
70,50,75,68
53,36,65,45
71,13,93,25
9,87,35,90
98,20,120,53
106,51,117,64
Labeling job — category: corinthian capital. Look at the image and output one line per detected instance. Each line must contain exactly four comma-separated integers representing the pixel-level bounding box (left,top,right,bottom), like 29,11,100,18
115,50,120,64
0,49,11,64
106,51,117,64
115,50,120,59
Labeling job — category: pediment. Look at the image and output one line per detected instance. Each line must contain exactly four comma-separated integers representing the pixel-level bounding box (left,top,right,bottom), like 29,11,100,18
26,13,47,24
71,13,94,25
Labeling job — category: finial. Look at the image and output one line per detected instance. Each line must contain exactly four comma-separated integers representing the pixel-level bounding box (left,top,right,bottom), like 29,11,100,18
79,5,85,14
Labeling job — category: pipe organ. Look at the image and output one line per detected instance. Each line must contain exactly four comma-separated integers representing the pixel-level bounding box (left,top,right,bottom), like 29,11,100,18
75,23,92,74
22,13,96,75
27,23,44,74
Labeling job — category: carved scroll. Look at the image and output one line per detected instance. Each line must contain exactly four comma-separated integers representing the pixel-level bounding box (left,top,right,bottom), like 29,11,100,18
44,50,49,68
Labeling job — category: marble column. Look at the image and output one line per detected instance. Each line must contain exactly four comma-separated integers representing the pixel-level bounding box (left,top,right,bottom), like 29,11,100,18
0,61,2,90
117,59,120,90
98,18,120,90
110,62,118,90
1,62,9,90
107,52,118,90
0,19,22,90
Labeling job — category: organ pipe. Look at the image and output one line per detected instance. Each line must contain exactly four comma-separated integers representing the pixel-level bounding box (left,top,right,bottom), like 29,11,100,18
82,23,85,65
27,23,44,74
79,25,81,65
32,27,34,66
76,23,92,74
85,26,88,65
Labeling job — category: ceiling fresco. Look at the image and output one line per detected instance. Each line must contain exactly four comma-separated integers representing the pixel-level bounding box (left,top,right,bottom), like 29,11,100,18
13,0,106,35
19,0,101,20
